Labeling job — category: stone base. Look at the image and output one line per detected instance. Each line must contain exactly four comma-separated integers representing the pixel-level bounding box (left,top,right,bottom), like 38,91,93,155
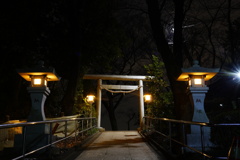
14,133,49,155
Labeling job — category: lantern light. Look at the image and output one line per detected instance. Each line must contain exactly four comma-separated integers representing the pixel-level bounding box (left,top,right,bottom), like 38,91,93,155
30,75,48,87
34,79,41,85
188,75,206,87
17,61,60,87
144,94,152,103
177,60,219,88
86,95,95,104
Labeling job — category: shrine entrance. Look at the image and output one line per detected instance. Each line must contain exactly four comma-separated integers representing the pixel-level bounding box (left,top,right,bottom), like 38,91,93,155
83,74,152,128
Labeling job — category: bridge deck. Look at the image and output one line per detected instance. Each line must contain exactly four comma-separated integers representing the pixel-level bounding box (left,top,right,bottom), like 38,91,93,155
74,131,167,160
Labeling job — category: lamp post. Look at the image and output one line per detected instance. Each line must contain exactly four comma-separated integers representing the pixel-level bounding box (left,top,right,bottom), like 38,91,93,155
15,61,60,152
177,60,219,150
86,95,95,128
144,93,152,115
143,94,152,130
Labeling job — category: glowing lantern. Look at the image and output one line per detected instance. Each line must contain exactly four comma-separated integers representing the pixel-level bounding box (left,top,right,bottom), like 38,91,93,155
177,60,219,88
17,61,60,87
86,95,95,104
144,94,152,103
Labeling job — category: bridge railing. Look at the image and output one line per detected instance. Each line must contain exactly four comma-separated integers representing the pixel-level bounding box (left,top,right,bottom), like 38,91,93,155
141,117,239,160
0,117,97,160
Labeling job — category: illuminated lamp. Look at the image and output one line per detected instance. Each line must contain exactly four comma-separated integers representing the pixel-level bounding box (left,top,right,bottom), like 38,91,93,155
86,95,95,104
17,61,60,88
144,94,152,103
187,75,206,87
30,75,47,87
177,60,218,88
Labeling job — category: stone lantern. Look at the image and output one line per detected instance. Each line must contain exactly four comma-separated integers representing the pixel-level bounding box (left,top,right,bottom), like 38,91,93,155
177,60,219,150
17,61,60,122
15,61,60,153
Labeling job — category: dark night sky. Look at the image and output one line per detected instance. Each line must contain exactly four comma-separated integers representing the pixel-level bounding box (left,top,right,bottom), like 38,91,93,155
1,0,240,126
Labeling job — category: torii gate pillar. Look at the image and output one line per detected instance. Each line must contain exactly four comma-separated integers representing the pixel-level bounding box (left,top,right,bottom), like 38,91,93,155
97,79,102,128
139,80,144,127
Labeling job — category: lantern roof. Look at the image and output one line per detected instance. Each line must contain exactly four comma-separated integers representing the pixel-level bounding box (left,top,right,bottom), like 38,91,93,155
17,61,61,81
177,60,219,81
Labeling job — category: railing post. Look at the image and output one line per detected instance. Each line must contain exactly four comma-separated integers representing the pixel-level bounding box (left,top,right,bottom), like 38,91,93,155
150,117,152,130
159,119,161,133
146,117,148,130
82,120,84,138
94,118,96,127
49,122,52,143
181,123,186,155
169,121,172,152
87,119,89,130
91,117,92,129
142,117,145,130
49,122,53,158
64,121,67,148
200,125,206,160
22,126,27,159
75,119,77,143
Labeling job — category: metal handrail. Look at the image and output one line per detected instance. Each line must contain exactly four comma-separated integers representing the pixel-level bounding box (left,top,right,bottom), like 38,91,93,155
142,117,239,160
0,117,97,160
0,117,95,129
144,117,210,126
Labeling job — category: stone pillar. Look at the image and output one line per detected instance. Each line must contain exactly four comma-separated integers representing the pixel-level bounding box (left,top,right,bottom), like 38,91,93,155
27,87,50,122
187,87,212,150
14,87,50,153
188,87,209,124
139,80,144,127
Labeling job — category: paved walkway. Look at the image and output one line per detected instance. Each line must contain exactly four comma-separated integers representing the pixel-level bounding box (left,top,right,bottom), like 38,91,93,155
74,131,167,160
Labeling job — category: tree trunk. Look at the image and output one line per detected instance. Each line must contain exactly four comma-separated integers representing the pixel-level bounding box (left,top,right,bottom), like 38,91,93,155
146,0,192,120
61,56,80,116
103,96,119,131
102,92,125,130
109,107,118,131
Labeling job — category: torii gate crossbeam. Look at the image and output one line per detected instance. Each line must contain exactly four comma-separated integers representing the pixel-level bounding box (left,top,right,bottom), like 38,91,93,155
83,74,153,129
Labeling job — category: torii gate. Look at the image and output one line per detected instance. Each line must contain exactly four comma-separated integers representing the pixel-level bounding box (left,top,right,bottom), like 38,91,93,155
83,74,153,128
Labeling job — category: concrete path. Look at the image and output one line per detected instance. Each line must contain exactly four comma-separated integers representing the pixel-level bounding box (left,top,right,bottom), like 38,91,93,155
74,131,167,160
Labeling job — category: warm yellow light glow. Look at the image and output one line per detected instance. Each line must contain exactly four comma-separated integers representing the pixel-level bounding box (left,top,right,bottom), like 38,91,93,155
194,78,202,85
34,79,42,85
44,80,47,86
188,79,191,86
31,75,48,87
86,95,95,104
144,94,152,103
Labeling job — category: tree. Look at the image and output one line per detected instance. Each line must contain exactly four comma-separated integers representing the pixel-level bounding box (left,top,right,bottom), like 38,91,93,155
145,0,191,120
144,0,240,120
144,55,174,118
0,0,129,120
